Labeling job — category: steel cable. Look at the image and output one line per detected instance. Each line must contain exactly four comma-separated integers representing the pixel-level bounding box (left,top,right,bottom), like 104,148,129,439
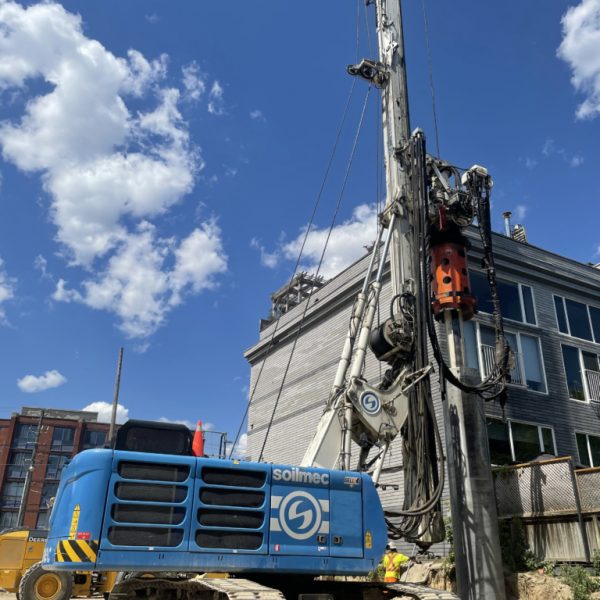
258,86,373,462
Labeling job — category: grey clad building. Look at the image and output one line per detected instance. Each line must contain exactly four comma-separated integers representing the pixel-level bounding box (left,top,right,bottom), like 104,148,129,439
244,226,600,532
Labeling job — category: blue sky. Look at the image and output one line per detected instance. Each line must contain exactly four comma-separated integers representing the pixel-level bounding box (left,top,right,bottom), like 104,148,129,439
0,0,598,454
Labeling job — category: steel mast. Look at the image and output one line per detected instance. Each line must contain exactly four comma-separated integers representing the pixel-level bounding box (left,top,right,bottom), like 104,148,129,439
372,1,507,598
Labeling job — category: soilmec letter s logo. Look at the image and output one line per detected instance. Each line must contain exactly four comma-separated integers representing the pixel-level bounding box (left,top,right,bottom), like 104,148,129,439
360,391,381,415
271,491,330,541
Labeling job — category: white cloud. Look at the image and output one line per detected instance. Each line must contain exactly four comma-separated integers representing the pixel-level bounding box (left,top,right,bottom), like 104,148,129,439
158,417,215,431
513,205,528,222
283,204,378,279
145,13,159,24
0,1,227,337
67,221,226,338
17,369,66,393
82,400,129,423
249,109,265,121
524,157,538,169
52,278,82,303
0,258,16,324
159,416,195,430
207,80,225,115
226,433,248,459
542,139,555,157
250,237,279,269
558,0,600,119
539,139,584,168
181,61,206,102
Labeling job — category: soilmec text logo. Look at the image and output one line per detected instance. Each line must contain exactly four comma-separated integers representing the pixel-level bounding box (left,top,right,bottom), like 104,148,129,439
271,490,330,541
272,467,329,486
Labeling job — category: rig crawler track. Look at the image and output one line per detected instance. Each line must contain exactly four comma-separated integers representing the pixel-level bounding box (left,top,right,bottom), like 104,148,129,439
109,575,459,600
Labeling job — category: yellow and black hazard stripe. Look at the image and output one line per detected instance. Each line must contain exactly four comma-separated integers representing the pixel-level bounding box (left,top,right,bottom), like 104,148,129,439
55,539,98,563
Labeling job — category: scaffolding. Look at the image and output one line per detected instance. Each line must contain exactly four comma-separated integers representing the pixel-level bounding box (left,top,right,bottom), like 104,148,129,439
260,272,327,330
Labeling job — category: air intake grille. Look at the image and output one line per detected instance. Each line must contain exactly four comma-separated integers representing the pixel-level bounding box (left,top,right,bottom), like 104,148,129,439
106,457,191,549
196,531,262,550
200,488,264,508
118,461,189,482
198,509,264,529
112,504,185,525
108,526,183,547
201,467,266,488
195,466,267,552
115,482,187,503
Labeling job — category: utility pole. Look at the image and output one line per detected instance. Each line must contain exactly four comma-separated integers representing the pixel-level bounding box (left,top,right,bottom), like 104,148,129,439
373,1,506,598
17,409,44,527
109,347,124,446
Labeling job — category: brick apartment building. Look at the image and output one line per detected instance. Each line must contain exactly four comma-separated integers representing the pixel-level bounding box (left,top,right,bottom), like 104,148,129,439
0,407,113,529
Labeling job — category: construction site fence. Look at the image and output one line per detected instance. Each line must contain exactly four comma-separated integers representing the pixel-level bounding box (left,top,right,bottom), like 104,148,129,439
493,457,600,562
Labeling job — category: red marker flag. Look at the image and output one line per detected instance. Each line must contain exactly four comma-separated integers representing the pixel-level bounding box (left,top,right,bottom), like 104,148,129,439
192,421,204,457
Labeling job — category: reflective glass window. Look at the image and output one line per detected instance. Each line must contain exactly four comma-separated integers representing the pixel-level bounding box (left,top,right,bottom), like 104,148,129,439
562,345,585,400
511,422,542,463
565,299,593,341
487,419,512,465
520,334,546,393
521,286,536,325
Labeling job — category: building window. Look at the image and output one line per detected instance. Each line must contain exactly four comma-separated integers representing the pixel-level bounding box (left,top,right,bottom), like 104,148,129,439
1,481,24,508
82,429,107,449
554,295,600,344
0,511,18,528
51,427,75,452
576,432,600,467
561,344,600,402
36,511,49,529
487,418,555,465
470,271,536,325
7,451,32,479
11,424,38,448
465,322,547,393
41,482,58,509
46,454,69,480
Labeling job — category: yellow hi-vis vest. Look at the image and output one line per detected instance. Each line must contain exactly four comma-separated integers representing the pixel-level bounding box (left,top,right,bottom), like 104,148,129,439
383,551,409,579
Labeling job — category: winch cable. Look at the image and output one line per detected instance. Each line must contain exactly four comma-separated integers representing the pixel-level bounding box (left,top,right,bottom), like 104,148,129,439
228,78,358,458
258,86,373,462
420,0,440,157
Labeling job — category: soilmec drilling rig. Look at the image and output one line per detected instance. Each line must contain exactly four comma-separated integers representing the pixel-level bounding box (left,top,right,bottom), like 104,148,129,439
43,1,512,599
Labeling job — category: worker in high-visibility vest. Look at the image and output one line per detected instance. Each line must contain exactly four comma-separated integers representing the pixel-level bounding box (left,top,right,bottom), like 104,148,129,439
383,543,409,582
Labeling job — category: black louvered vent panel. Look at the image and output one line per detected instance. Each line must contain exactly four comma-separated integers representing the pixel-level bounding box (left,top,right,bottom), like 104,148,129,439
201,467,266,488
198,509,264,529
112,504,185,525
200,488,264,508
108,526,183,547
118,462,189,482
115,482,187,503
196,530,262,550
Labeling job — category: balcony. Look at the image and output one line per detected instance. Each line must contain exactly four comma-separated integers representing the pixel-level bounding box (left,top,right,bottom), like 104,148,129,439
481,344,524,386
585,369,600,402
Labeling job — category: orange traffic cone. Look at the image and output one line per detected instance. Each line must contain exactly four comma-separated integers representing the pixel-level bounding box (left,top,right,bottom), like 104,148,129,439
192,421,204,457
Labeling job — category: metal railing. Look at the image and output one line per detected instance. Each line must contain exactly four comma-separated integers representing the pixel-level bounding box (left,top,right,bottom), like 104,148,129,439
481,344,524,386
585,369,600,402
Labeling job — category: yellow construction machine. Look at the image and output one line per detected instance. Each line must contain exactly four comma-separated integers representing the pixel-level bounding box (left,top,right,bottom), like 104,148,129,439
0,529,116,600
